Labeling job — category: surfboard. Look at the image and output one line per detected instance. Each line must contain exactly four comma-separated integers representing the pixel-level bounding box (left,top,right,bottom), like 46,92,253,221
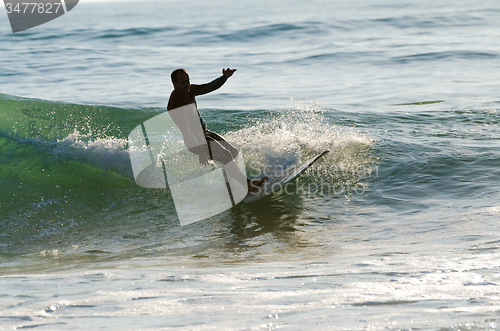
242,150,329,204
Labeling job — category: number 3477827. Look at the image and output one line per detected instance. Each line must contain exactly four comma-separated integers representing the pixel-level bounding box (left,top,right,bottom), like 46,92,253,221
5,2,63,14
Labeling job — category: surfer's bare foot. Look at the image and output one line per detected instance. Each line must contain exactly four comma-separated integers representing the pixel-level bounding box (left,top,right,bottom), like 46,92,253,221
247,177,268,193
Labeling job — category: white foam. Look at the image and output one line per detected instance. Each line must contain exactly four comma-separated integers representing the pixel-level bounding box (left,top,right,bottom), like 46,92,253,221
225,101,375,186
55,130,133,177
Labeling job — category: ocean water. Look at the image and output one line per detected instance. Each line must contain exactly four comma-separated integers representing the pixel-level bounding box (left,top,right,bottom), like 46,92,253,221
1,0,500,330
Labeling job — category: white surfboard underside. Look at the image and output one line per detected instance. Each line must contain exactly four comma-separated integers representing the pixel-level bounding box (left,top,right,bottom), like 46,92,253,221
242,150,329,204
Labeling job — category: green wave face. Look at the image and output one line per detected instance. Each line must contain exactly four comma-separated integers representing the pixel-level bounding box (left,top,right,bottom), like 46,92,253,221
0,94,174,257
0,93,375,261
0,94,145,220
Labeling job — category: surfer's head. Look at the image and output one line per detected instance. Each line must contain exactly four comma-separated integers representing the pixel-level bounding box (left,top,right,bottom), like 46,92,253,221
171,68,190,92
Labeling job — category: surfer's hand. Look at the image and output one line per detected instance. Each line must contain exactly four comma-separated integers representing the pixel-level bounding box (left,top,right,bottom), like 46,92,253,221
222,68,236,78
199,153,210,166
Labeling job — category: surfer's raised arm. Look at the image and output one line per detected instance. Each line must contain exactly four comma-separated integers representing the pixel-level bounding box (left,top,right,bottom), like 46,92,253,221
167,68,237,111
194,68,237,96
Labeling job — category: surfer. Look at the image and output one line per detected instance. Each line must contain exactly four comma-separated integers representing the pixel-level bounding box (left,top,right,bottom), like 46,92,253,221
167,68,266,192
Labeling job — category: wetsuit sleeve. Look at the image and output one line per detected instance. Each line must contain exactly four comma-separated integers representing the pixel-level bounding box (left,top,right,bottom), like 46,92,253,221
193,76,228,96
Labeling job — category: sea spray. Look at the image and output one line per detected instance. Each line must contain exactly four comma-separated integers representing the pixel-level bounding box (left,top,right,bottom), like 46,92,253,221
225,100,376,197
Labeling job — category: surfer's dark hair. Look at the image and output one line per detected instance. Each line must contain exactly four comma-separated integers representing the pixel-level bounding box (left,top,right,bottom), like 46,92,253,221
171,68,187,84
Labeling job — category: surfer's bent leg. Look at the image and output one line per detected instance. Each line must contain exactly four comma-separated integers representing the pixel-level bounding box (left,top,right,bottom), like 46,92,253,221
205,132,238,164
205,130,239,159
205,134,250,190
